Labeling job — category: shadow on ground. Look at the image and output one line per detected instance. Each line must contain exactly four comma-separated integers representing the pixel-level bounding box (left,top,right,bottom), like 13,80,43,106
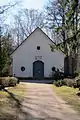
0,84,79,120
0,88,61,120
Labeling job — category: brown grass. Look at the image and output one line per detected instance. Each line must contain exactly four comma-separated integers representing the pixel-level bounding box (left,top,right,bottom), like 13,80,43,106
0,83,27,120
53,85,80,112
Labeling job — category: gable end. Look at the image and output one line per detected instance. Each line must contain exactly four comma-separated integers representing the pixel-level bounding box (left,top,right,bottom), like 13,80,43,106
11,27,55,55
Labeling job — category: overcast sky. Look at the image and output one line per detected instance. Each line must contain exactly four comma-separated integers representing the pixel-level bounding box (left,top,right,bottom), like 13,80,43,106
0,0,48,9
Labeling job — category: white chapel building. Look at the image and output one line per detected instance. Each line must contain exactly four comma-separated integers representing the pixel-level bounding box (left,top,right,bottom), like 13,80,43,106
11,28,64,79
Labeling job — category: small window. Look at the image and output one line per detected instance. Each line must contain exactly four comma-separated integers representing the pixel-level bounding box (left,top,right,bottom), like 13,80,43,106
21,66,25,72
37,46,40,50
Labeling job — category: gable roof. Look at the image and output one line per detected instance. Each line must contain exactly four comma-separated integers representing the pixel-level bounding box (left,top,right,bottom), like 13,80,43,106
11,27,56,55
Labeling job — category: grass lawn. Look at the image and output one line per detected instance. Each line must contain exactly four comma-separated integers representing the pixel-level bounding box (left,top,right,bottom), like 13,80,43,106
0,83,27,120
53,85,80,112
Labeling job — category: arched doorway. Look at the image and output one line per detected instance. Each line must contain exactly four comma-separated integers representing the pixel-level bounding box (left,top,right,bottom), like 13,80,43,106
33,60,44,79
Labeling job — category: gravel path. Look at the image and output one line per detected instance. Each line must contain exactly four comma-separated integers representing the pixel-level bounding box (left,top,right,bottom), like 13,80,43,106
18,83,80,120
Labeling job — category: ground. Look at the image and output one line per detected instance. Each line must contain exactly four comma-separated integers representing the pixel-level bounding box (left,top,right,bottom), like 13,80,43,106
0,84,27,120
18,83,80,120
0,82,80,120
53,85,80,112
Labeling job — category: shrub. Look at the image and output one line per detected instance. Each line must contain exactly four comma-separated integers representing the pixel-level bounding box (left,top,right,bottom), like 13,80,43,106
54,80,64,87
54,78,78,88
61,79,67,86
0,77,18,87
73,82,77,88
63,79,74,87
8,77,18,86
75,75,80,88
54,80,60,87
54,79,75,87
52,70,64,80
0,77,5,85
1,77,10,87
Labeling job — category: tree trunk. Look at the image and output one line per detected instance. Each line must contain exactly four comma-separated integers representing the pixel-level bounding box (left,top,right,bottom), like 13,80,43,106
0,26,2,75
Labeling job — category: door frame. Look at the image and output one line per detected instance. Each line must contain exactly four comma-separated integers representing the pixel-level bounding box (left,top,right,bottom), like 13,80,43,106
33,60,44,79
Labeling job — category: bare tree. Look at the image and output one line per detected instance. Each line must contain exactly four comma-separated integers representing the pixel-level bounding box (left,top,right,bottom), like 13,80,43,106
11,9,46,45
46,0,80,75
0,1,19,14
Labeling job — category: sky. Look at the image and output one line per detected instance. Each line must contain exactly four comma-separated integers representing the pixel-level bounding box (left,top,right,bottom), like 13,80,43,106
0,0,48,9
0,0,48,25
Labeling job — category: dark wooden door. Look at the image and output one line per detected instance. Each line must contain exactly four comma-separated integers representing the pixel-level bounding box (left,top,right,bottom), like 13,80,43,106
33,61,44,79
